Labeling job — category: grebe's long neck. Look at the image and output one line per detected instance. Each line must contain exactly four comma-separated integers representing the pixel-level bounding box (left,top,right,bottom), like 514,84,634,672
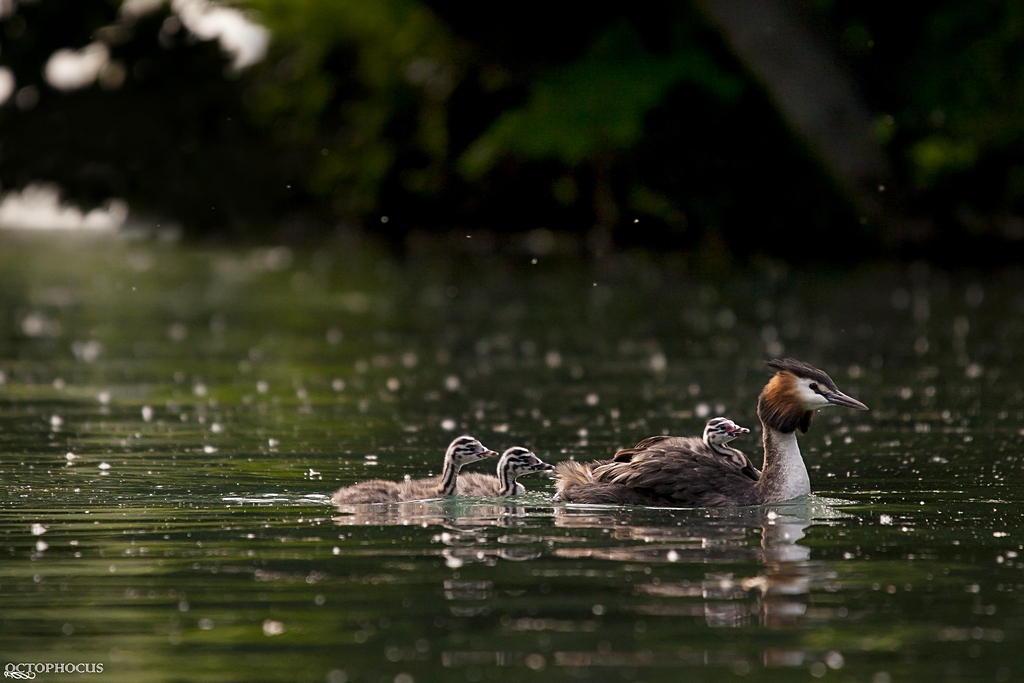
709,443,733,458
438,456,460,495
755,427,810,503
497,462,516,496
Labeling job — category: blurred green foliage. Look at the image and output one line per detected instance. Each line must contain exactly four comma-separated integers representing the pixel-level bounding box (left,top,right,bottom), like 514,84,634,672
245,0,459,219
0,0,1022,258
828,0,1024,240
457,20,742,176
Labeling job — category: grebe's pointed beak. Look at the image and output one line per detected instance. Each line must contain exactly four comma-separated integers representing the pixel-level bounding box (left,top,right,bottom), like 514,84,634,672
825,390,868,411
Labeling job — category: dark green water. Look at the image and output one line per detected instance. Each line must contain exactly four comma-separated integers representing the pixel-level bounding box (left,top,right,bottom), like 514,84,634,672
2,233,1023,682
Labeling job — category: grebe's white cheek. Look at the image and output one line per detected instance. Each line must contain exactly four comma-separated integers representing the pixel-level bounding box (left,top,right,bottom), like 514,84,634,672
796,379,831,409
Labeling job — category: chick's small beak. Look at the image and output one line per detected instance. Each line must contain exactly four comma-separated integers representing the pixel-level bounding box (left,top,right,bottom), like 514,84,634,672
483,449,500,459
729,425,750,435
825,390,869,411
538,462,554,471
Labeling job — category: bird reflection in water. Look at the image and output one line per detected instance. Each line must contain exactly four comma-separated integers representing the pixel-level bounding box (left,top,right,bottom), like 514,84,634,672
331,497,549,566
552,502,835,632
331,496,846,671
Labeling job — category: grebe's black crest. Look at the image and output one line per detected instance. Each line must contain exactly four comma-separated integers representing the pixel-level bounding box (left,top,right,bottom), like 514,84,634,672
766,358,839,391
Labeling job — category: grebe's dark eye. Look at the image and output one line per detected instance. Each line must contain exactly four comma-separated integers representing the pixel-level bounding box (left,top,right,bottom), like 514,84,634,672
809,383,819,392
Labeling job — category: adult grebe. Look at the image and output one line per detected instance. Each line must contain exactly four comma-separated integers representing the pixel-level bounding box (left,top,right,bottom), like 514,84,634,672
331,436,498,505
456,447,554,497
552,359,868,507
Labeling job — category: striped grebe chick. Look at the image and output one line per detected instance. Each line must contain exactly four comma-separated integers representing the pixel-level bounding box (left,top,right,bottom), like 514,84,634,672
553,359,868,507
607,417,757,478
457,447,553,497
703,417,760,480
331,436,498,505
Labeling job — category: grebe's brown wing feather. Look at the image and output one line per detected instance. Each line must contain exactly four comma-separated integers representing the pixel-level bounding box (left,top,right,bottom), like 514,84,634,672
611,435,672,462
589,436,761,507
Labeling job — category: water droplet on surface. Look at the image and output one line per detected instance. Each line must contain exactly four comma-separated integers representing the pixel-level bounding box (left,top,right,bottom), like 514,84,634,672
72,340,103,363
262,619,285,636
440,418,456,431
585,393,599,406
649,352,667,373
141,405,154,422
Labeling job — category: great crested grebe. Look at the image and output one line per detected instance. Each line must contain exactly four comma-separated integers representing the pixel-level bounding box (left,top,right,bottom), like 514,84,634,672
330,435,498,505
456,447,554,497
553,359,868,507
